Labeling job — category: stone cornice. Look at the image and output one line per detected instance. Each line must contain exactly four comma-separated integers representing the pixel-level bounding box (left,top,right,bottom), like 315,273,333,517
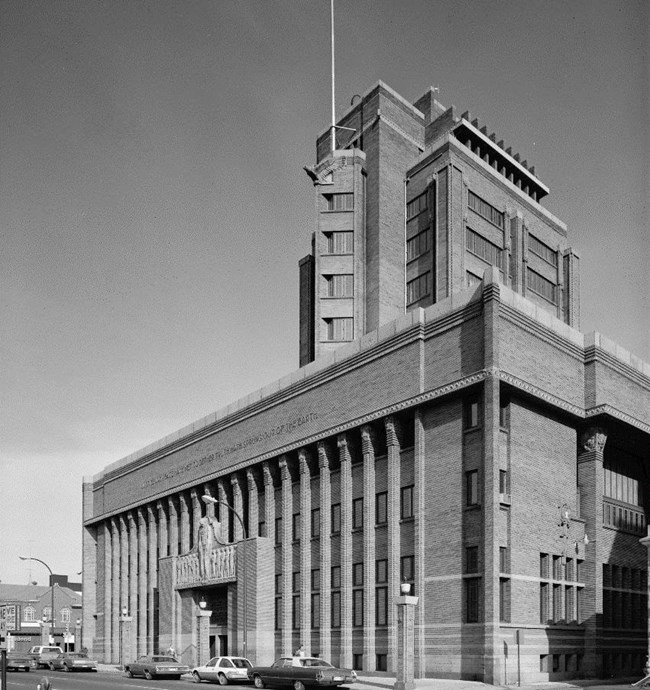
585,405,650,435
499,302,584,362
584,345,650,390
499,370,584,417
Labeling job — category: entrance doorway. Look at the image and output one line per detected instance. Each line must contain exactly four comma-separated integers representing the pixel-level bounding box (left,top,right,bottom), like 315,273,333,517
218,635,228,656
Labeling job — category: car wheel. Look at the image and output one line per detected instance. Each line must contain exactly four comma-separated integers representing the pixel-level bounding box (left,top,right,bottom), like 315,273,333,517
193,671,202,683
294,681,306,690
64,664,71,672
126,668,134,678
218,672,229,685
253,674,266,688
144,669,154,680
49,663,55,671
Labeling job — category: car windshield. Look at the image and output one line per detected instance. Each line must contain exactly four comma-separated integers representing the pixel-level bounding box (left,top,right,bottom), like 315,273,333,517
231,659,252,668
302,659,334,668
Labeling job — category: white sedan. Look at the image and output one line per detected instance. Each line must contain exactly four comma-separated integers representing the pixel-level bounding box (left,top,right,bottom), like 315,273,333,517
192,656,252,685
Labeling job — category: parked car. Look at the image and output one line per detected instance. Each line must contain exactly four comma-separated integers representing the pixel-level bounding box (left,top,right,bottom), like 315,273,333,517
124,654,190,680
26,645,63,669
247,657,357,690
192,656,252,684
1,650,33,672
48,651,98,672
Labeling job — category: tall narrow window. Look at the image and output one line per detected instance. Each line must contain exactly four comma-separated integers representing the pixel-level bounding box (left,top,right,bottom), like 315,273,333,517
352,497,364,529
400,485,414,519
466,470,479,507
468,190,504,228
331,503,341,533
527,267,557,304
464,397,481,429
465,578,480,623
311,508,320,538
376,587,388,626
376,492,388,524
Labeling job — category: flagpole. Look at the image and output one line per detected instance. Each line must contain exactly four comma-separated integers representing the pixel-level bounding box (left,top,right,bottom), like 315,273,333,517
330,0,336,154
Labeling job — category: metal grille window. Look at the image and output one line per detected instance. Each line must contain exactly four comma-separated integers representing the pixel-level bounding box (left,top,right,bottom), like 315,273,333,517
468,190,504,228
292,514,301,541
325,193,354,211
311,593,320,629
401,555,414,583
406,272,430,305
353,563,364,587
326,231,354,254
406,191,428,220
529,234,558,266
500,578,511,622
326,274,354,297
407,230,430,261
376,559,388,584
466,228,502,268
527,267,557,304
325,317,354,341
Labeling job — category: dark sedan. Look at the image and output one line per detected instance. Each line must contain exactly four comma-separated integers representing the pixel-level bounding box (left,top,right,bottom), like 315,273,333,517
49,651,98,672
125,654,190,680
248,657,357,690
1,651,32,672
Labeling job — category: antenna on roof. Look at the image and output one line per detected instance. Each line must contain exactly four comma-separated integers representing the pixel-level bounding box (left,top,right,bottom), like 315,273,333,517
330,0,336,154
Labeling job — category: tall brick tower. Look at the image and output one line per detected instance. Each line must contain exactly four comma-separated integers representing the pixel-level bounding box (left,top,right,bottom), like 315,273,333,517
299,81,580,366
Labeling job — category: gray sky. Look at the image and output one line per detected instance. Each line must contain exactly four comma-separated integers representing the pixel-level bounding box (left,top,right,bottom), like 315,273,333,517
1,0,647,584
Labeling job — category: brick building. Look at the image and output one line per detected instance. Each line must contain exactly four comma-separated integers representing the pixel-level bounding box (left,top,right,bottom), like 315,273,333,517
82,81,650,683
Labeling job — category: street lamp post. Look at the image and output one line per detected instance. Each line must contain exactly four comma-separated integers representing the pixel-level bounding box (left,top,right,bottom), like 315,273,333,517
201,495,248,658
394,583,419,690
19,557,55,645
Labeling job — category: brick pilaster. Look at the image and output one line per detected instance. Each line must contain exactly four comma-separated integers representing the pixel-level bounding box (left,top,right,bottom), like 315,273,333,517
119,515,129,617
339,433,353,668
147,505,157,654
127,511,138,662
179,492,190,554
103,521,112,662
280,456,293,655
263,462,275,540
157,501,168,558
413,410,425,676
191,489,201,549
247,469,260,538
217,480,230,541
386,416,401,673
111,518,121,662
232,475,244,542
137,508,148,656
299,449,312,652
319,442,332,662
168,497,179,556
578,426,608,677
361,425,377,671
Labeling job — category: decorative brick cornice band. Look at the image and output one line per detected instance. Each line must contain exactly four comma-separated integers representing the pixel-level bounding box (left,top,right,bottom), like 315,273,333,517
498,370,584,417
376,113,424,151
585,405,650,435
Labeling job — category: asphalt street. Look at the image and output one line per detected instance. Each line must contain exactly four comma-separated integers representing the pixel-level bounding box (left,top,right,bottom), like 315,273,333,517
2,669,192,690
